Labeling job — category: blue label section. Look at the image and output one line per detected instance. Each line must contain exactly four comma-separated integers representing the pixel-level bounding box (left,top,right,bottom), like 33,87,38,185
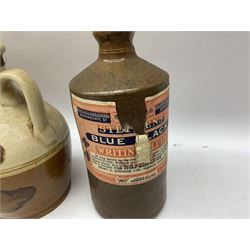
155,97,169,115
77,107,111,123
86,122,168,146
86,133,135,146
147,121,168,140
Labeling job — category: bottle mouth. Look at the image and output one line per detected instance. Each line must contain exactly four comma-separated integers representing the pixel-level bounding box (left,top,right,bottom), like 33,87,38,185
93,32,135,55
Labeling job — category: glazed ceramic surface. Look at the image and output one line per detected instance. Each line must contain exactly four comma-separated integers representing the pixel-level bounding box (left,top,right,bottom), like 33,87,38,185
0,43,71,218
69,32,169,218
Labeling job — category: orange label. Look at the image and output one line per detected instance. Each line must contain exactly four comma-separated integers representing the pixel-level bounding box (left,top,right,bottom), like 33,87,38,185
71,87,169,186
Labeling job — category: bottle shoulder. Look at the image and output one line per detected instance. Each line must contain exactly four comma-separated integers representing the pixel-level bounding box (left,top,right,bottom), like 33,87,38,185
69,56,169,98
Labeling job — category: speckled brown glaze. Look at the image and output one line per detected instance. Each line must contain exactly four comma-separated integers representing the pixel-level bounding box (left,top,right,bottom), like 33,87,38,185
69,32,169,218
0,138,71,219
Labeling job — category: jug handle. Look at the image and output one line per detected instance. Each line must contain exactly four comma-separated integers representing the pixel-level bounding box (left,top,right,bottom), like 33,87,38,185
0,69,57,146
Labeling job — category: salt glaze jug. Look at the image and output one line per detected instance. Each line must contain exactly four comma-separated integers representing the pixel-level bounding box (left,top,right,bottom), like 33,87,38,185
0,43,71,218
69,32,169,218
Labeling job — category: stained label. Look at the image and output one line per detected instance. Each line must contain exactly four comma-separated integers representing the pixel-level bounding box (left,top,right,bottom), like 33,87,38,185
72,87,169,186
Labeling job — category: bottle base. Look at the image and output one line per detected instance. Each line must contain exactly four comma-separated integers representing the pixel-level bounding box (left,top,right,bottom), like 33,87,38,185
88,170,167,219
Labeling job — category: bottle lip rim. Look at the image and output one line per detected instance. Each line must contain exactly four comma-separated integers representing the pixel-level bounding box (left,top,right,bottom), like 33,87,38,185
93,31,135,39
98,48,135,54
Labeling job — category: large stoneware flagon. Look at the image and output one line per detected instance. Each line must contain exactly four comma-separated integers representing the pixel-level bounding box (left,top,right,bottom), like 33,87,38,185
0,43,71,218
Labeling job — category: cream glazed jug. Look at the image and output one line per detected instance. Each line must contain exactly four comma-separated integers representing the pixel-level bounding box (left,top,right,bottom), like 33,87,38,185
0,43,71,218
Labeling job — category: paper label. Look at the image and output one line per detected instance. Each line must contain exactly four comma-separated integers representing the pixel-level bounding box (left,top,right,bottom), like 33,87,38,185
71,87,169,186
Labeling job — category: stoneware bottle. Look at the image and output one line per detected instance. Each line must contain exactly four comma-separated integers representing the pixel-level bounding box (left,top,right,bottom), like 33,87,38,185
69,32,169,218
0,43,71,218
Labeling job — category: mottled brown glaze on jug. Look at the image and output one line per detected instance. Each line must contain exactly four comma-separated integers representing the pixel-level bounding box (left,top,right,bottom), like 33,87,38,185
69,32,169,218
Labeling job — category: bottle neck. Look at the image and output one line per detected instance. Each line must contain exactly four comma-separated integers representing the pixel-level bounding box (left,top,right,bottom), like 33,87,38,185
98,49,136,61
94,31,136,61
0,54,23,107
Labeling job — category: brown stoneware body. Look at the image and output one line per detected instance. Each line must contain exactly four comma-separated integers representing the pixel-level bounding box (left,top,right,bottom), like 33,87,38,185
69,32,169,218
0,139,71,218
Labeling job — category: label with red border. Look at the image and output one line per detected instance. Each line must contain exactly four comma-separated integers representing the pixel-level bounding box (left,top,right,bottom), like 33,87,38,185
71,87,169,186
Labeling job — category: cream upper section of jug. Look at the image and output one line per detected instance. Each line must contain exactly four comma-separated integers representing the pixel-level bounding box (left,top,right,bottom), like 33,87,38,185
0,43,69,178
